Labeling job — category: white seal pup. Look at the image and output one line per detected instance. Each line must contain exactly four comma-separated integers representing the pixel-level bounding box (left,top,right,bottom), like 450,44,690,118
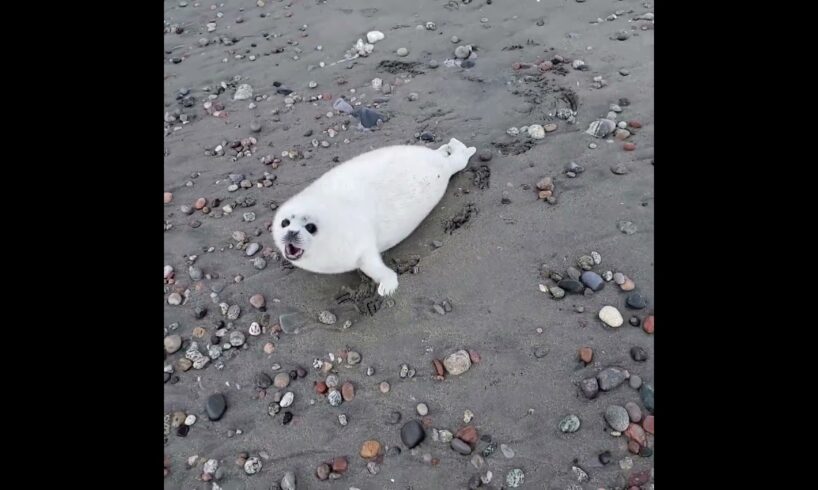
273,138,477,296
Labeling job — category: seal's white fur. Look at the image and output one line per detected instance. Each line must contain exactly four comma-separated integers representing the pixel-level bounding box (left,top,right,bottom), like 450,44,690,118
273,138,477,296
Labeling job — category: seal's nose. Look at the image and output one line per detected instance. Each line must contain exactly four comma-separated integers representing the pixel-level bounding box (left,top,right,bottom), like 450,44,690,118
285,230,300,242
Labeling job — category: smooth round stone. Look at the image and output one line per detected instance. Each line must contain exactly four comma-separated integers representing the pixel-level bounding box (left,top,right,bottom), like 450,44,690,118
417,403,429,416
544,123,557,132
400,420,426,448
245,243,260,256
184,414,197,426
249,294,265,309
164,335,182,353
506,468,525,488
244,457,262,475
643,315,654,334
629,374,643,389
281,471,296,490
597,367,628,391
625,402,643,422
316,463,330,480
605,405,630,431
629,316,641,327
559,414,581,433
255,373,273,389
360,440,381,458
626,293,647,309
548,286,565,299
630,346,649,362
500,444,515,458
451,438,472,455
274,373,291,389
580,377,599,398
558,279,584,293
599,306,624,327
341,382,355,401
580,271,604,291
396,47,409,57
579,346,593,364
455,45,471,59
428,59,439,68
614,272,626,285
379,381,390,393
325,375,339,388
366,30,384,43
347,351,361,364
528,124,545,139
328,389,342,406
229,331,245,346
206,393,227,421
250,121,262,132
318,310,336,324
599,451,612,465
168,293,182,305
443,350,472,375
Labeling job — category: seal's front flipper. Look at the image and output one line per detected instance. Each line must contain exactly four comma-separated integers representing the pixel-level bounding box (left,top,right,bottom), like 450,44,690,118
359,250,399,297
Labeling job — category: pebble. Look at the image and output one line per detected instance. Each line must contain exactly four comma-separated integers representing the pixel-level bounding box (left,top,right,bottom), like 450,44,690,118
559,414,581,433
400,420,426,449
164,192,173,204
164,335,182,353
500,444,515,458
455,45,471,59
558,279,584,294
316,463,330,480
379,381,390,393
281,471,296,490
341,382,355,401
611,163,629,175
366,31,384,43
605,405,630,431
387,411,402,425
367,461,380,474
249,294,265,309
625,402,643,422
250,121,262,133
168,293,182,305
629,374,643,389
528,124,545,139
280,391,294,408
624,142,637,151
626,293,647,309
643,415,654,434
338,414,348,426
630,346,649,362
249,322,261,336
244,457,262,475
597,367,629,391
579,346,593,364
629,316,641,327
451,438,472,455
614,272,626,285
206,393,227,421
544,123,558,132
318,310,337,324
360,440,381,458
328,389,342,406
618,220,638,235
346,351,361,365
417,403,429,416
245,243,260,256
274,373,291,389
505,468,525,488
396,47,409,57
640,384,654,413
580,271,604,291
229,330,245,347
599,451,612,465
599,305,624,327
256,373,273,389
234,84,253,101
443,350,472,375
325,374,339,388
227,305,241,320
643,315,654,334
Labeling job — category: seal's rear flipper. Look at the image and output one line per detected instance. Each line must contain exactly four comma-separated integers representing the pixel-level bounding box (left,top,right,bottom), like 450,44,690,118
441,138,477,174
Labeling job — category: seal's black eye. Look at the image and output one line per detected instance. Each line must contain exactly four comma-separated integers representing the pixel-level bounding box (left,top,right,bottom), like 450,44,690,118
281,219,290,227
305,223,317,234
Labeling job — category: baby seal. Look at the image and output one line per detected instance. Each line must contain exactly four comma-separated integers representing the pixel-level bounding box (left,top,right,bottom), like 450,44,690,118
273,138,477,296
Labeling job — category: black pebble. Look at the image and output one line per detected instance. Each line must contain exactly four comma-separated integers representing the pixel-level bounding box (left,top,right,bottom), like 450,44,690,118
400,420,426,449
170,376,180,384
626,292,647,309
629,316,641,327
420,132,435,142
461,60,475,68
164,372,171,383
211,335,221,345
193,306,207,319
177,425,190,437
206,393,227,421
557,279,584,293
599,451,612,465
282,411,293,425
386,447,401,457
296,367,307,378
289,370,298,380
256,373,273,389
639,446,653,457
630,346,649,362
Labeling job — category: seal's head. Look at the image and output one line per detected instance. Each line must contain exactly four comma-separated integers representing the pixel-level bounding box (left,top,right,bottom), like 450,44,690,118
272,206,321,262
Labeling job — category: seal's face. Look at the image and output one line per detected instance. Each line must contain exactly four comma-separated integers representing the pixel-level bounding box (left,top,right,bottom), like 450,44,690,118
272,210,320,262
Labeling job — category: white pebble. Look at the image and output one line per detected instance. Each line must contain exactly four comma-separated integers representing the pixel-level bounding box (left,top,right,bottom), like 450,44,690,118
598,305,624,327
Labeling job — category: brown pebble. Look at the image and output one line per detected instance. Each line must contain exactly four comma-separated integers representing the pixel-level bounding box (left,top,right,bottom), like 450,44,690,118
544,123,557,132
341,382,355,401
421,416,434,429
433,359,445,377
192,327,206,338
536,176,554,191
627,440,641,454
177,358,192,371
236,457,247,467
623,143,636,151
164,192,173,204
643,415,654,434
263,342,276,354
468,350,481,364
538,190,553,199
455,425,478,445
360,440,381,458
194,197,207,210
273,372,290,389
628,120,642,128
539,61,553,71
331,456,348,473
579,346,593,364
315,381,328,394
643,316,654,334
624,423,647,447
621,278,636,291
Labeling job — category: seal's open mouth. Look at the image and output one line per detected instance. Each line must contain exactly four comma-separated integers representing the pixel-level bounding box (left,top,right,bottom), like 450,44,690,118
285,243,304,260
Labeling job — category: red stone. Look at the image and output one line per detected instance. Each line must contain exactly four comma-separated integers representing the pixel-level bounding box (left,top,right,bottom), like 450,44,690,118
579,346,593,364
456,425,479,445
623,143,636,151
341,382,355,401
433,359,445,376
643,315,654,334
628,120,642,128
628,470,651,486
164,192,173,204
331,456,348,473
194,197,207,209
643,415,654,434
627,440,641,454
468,350,481,364
624,423,647,447
315,381,328,394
